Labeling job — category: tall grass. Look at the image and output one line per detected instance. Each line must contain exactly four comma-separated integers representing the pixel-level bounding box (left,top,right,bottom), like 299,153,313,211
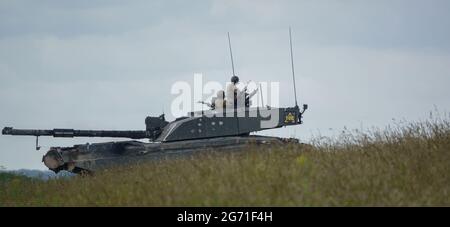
1,114,449,206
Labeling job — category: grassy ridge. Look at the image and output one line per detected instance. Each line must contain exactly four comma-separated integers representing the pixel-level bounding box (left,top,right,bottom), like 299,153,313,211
1,116,449,206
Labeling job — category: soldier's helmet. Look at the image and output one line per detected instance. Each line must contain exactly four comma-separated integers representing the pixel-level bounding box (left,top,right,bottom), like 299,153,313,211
231,75,239,84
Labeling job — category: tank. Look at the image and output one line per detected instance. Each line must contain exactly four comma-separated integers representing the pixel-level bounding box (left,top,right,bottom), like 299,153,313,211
2,105,307,174
2,30,308,174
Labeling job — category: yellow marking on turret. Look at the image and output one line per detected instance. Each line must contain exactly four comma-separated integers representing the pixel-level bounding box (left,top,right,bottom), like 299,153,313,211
285,112,296,123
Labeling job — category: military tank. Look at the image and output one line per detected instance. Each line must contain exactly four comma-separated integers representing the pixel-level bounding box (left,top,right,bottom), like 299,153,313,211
2,30,308,174
2,105,307,174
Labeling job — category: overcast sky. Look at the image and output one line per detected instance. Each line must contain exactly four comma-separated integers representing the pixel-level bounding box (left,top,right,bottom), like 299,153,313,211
1,0,449,170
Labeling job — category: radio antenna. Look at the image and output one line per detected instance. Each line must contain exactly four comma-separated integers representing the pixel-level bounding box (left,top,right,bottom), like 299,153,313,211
289,27,299,107
259,83,265,107
227,32,236,76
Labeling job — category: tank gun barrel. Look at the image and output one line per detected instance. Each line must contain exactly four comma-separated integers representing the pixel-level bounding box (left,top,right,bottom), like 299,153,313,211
2,127,148,139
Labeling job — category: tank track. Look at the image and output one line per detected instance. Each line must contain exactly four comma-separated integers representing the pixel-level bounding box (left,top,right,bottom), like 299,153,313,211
42,135,299,174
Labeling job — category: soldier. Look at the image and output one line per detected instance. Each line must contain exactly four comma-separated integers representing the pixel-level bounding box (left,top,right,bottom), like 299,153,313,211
226,76,260,108
245,85,258,107
214,90,226,110
226,75,241,109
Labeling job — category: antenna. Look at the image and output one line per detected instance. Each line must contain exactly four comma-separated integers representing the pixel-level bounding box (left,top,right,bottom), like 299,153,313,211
227,32,236,76
259,83,265,107
289,27,299,107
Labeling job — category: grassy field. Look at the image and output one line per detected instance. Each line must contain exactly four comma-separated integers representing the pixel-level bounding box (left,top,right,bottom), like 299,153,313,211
1,115,449,206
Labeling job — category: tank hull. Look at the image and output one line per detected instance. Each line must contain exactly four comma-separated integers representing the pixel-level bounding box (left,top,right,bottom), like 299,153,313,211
43,136,299,174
